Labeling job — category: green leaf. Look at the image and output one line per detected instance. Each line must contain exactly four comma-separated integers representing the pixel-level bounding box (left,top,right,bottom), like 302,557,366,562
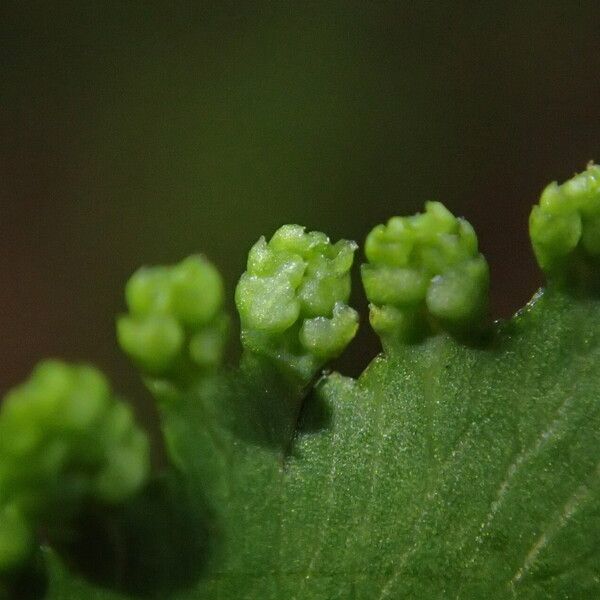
5,167,600,599
44,285,600,599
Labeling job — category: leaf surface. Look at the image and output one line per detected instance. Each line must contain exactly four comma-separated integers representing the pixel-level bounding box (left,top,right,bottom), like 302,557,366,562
47,287,600,599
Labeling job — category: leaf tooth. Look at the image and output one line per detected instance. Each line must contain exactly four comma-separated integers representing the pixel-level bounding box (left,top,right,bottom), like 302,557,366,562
0,361,150,576
118,255,230,387
236,225,358,384
530,163,600,289
361,203,489,347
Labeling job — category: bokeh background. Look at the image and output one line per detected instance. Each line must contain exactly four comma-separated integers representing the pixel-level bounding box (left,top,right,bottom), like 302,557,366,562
2,2,600,425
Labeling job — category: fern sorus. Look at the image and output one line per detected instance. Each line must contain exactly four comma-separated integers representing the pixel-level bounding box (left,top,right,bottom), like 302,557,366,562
2,166,600,599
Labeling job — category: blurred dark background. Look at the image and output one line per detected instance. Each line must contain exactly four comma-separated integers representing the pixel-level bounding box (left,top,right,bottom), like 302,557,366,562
2,2,599,421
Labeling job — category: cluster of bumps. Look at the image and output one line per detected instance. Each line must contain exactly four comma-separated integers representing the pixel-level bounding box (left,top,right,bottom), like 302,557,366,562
1,164,600,585
0,362,149,572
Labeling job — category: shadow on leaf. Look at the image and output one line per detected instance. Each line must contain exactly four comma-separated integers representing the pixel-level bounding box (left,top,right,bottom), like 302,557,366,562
55,472,213,598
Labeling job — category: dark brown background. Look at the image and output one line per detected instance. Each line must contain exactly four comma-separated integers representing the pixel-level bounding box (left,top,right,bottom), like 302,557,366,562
2,2,599,426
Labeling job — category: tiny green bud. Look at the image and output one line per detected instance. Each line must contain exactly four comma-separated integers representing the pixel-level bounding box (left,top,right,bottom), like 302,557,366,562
529,164,600,278
118,255,229,380
0,505,32,573
169,256,224,326
425,257,488,323
362,202,489,344
117,315,184,374
299,302,359,360
94,425,151,503
236,225,358,382
188,314,230,368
